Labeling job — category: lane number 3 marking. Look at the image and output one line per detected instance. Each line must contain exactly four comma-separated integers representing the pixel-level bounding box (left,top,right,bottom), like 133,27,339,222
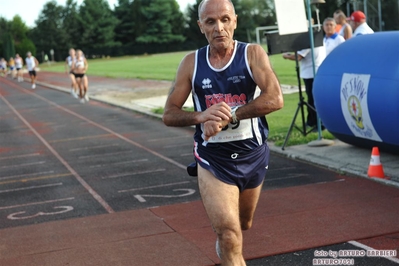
7,206,74,220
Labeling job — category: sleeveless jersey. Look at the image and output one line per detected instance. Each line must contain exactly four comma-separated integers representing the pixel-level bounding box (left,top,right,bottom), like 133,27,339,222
192,41,269,154
67,56,75,68
15,57,22,68
25,56,36,71
75,57,85,69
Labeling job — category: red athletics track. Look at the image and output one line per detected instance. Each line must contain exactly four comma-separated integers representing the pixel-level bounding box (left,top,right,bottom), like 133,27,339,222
0,75,398,265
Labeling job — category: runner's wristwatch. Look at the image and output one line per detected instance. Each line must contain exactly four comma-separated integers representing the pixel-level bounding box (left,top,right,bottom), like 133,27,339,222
231,106,239,123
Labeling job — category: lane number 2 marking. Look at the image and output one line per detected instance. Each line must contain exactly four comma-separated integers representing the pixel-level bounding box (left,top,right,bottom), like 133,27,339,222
134,189,195,203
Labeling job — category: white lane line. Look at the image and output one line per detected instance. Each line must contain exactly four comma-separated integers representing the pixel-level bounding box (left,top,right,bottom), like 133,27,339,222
0,93,114,214
0,183,63,194
78,150,132,159
0,161,46,169
0,197,75,210
90,159,148,168
147,136,191,142
348,240,399,264
119,181,191,193
163,144,193,148
0,153,41,161
25,87,187,170
267,166,297,171
69,144,119,152
0,171,54,181
102,169,166,179
265,174,309,181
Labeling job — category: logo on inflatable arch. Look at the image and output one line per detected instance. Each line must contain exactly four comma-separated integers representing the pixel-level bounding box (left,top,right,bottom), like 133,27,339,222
347,95,364,129
340,73,382,142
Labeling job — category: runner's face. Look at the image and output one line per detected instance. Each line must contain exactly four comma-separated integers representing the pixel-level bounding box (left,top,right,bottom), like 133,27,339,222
197,0,237,49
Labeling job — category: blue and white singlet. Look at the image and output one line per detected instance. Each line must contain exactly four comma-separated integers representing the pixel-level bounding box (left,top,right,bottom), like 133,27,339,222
192,41,269,154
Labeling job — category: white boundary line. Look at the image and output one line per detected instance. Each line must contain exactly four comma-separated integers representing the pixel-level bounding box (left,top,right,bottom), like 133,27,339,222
348,240,399,264
0,91,115,214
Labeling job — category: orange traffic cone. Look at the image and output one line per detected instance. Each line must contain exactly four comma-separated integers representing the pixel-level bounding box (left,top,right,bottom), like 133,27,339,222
367,147,385,179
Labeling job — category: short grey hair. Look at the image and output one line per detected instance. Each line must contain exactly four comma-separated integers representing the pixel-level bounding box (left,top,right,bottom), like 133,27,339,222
323,17,336,26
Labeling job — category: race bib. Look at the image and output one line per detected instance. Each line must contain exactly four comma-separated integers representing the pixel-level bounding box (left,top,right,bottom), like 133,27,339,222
208,119,253,143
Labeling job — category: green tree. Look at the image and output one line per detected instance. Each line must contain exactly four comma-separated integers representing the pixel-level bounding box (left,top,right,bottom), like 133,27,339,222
62,0,81,53
183,0,207,49
135,0,185,44
183,0,275,47
114,0,136,45
234,0,275,42
29,1,69,61
77,0,120,52
16,38,36,59
2,32,15,60
9,15,29,44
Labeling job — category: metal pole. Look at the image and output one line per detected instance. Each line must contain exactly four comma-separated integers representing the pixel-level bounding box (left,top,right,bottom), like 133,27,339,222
305,1,334,147
305,0,321,139
378,0,382,31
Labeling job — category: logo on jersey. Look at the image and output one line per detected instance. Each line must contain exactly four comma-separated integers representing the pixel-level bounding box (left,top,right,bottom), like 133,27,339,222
231,153,239,159
227,75,245,83
202,78,212,89
205,93,247,108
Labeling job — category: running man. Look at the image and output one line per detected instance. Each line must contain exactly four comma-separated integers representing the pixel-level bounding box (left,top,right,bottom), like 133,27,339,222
65,48,78,98
15,54,24,82
25,52,39,89
72,49,89,103
162,0,283,264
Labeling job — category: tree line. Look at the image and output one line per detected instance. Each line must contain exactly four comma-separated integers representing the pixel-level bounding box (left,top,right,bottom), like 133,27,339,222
0,0,397,62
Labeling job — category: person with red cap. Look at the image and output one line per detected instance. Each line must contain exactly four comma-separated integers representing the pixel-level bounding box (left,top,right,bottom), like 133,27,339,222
347,10,374,37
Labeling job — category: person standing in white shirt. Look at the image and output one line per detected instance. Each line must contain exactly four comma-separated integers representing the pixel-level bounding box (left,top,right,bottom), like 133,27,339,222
323,17,345,56
25,52,39,89
347,11,374,37
283,46,326,128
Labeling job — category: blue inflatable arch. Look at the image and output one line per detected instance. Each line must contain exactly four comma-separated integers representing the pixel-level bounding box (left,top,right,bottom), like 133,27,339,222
313,31,399,154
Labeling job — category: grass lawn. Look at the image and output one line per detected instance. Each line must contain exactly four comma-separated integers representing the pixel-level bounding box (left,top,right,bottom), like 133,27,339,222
40,49,299,84
40,49,335,146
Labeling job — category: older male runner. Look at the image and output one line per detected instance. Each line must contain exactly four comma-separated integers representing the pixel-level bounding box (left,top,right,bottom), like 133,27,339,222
162,0,283,264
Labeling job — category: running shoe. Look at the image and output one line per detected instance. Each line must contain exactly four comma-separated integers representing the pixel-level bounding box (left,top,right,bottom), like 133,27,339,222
32,84,36,89
84,94,89,102
80,98,85,103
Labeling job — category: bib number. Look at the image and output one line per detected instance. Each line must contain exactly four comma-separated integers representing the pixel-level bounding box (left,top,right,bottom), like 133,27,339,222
208,119,253,143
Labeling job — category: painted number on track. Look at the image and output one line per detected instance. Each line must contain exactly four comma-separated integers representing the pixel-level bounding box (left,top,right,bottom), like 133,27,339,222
7,206,74,220
134,189,195,203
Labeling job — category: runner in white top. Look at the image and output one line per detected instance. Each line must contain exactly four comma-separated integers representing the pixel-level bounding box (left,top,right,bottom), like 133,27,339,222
65,48,78,98
25,52,39,89
14,54,23,82
71,49,89,103
0,58,7,76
